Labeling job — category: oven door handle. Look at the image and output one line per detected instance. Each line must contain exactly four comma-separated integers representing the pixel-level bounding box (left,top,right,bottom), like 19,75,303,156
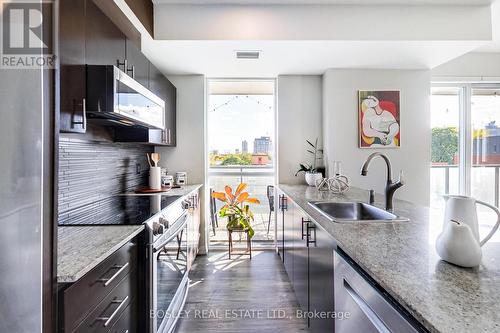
153,211,188,252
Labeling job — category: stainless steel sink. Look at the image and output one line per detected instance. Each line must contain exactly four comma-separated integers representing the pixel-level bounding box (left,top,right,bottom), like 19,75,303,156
308,201,409,223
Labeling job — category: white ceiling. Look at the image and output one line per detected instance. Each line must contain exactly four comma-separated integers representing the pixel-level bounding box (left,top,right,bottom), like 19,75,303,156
141,0,500,76
153,0,494,4
142,40,486,77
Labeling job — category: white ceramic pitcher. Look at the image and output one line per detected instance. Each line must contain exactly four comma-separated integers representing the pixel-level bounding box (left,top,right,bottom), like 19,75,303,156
443,195,500,246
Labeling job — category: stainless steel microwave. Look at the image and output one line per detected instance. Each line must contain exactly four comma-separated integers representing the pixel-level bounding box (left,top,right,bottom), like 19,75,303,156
86,65,165,129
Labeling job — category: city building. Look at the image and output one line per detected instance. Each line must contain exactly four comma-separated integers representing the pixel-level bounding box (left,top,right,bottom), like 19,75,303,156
251,153,270,165
253,136,271,154
241,140,248,154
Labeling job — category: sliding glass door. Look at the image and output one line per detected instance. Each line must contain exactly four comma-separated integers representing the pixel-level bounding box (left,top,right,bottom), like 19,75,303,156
430,86,461,206
431,84,500,236
470,87,500,206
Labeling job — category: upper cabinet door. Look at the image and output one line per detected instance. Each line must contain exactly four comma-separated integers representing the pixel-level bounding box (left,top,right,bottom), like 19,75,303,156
125,39,149,88
149,64,177,146
59,0,86,133
164,79,177,146
85,0,126,67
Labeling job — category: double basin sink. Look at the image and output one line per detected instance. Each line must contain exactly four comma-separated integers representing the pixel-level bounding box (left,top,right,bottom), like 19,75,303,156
308,201,409,223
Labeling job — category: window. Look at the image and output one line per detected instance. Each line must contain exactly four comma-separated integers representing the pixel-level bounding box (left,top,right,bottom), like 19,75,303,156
430,87,461,207
206,79,276,247
431,84,500,239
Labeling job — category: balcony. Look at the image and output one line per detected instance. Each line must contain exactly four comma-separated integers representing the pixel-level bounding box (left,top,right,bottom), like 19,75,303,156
431,164,500,207
208,165,275,246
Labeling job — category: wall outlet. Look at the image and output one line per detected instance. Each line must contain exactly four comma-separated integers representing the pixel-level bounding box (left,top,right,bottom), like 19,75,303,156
136,163,141,175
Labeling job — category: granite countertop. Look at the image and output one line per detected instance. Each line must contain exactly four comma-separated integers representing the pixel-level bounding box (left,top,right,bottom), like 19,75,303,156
57,184,203,283
278,184,500,333
57,225,144,283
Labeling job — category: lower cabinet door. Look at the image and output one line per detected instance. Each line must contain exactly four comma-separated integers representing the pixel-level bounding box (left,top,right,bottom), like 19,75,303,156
308,222,335,333
283,196,294,278
292,215,309,313
108,302,137,333
276,192,285,261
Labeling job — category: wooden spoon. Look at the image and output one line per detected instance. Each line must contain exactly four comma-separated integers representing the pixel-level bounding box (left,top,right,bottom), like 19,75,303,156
151,153,160,167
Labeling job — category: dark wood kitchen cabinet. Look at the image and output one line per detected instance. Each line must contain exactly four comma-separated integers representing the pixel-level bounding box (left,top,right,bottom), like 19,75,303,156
277,193,285,261
276,188,336,333
59,0,126,133
58,233,145,333
283,194,295,278
308,220,335,332
277,189,308,311
293,210,310,314
149,64,177,146
58,0,178,142
125,39,149,88
59,0,86,133
85,0,126,67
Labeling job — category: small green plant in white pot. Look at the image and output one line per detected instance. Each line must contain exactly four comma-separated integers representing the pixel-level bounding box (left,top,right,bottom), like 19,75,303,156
295,138,323,186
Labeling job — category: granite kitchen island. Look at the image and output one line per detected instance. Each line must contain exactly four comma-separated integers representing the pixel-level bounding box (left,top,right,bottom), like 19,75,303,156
278,184,500,333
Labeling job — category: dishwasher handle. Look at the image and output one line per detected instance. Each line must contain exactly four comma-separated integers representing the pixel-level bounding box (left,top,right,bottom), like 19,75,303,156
343,277,391,333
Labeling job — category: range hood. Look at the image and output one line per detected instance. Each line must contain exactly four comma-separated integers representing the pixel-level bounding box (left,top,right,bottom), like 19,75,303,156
86,65,165,130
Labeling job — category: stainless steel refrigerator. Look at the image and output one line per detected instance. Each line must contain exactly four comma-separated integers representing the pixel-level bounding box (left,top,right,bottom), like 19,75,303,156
0,1,56,332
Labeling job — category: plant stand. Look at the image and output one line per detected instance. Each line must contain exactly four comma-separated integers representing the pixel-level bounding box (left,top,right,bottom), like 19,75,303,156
227,227,252,259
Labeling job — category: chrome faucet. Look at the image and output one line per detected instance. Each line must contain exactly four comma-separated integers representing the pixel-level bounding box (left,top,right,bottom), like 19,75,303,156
360,152,404,211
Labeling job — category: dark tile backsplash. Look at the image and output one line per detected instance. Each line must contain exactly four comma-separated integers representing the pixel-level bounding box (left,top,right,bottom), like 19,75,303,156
58,133,153,225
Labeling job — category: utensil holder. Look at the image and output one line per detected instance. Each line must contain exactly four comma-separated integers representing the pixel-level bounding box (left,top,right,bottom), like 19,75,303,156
149,167,161,190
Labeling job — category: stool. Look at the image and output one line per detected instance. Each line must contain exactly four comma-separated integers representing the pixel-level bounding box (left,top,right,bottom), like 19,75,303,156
228,227,252,259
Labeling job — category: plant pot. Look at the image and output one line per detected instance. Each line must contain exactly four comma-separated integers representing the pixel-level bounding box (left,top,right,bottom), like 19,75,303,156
305,172,322,186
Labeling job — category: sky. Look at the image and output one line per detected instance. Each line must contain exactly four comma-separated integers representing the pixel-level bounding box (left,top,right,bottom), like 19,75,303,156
208,94,274,154
431,93,500,129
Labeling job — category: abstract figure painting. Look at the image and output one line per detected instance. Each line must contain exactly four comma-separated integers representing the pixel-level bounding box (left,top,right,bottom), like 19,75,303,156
359,91,401,148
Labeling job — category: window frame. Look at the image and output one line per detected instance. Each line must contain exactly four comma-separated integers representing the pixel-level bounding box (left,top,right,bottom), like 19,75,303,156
432,81,500,197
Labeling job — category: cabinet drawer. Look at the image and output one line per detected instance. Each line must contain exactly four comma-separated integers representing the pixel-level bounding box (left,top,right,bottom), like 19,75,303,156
74,271,137,333
64,241,137,332
108,302,137,333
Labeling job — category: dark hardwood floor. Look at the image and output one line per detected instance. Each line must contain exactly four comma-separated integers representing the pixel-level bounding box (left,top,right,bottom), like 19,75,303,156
175,251,309,333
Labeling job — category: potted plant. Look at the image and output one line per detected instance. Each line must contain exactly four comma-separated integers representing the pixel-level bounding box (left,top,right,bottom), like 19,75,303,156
211,183,260,238
295,138,324,186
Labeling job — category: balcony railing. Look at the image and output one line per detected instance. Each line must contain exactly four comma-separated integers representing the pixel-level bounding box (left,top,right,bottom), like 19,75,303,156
208,165,275,243
431,164,500,207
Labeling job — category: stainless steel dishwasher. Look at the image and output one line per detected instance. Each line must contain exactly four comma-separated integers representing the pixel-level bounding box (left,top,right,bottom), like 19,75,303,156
334,251,425,333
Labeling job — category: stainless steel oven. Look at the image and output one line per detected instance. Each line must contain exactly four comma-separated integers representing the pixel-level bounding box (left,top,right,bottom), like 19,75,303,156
146,197,190,333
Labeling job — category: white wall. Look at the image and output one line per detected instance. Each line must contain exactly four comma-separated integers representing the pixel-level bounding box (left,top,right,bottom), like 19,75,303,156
155,75,208,253
432,52,500,79
278,75,323,185
322,69,431,206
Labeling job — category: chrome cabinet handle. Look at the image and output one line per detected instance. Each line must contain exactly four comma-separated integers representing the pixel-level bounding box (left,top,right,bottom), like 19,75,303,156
127,65,135,79
306,223,316,246
168,129,171,144
117,59,127,72
301,218,310,240
280,196,288,211
71,98,86,129
96,295,129,327
343,278,391,333
97,262,129,287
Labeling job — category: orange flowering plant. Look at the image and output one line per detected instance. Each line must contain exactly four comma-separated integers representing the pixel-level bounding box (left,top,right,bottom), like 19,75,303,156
211,183,260,238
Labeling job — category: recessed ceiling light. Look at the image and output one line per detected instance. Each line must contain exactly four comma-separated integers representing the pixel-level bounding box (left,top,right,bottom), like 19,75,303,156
235,50,261,59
